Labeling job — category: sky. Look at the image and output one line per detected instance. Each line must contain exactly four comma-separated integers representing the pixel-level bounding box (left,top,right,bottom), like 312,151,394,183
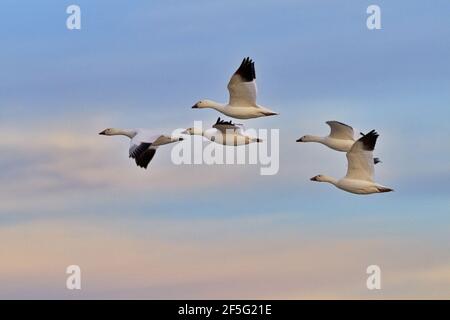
0,0,449,299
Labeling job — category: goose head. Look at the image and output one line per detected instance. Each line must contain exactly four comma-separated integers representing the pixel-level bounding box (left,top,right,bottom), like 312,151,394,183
192,100,220,109
182,127,203,136
99,128,119,136
310,175,326,182
168,135,184,143
310,174,338,185
296,135,315,142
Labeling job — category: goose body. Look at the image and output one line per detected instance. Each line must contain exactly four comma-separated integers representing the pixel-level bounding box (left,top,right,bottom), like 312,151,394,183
339,179,392,194
310,130,393,195
183,118,261,146
297,121,381,164
192,57,278,119
99,128,183,169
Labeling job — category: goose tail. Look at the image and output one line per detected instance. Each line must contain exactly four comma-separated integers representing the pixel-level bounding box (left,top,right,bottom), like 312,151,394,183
377,186,394,193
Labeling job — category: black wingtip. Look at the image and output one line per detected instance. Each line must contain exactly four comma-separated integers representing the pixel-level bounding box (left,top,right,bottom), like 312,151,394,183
359,130,379,151
134,148,156,169
137,162,149,169
235,57,256,82
215,118,234,126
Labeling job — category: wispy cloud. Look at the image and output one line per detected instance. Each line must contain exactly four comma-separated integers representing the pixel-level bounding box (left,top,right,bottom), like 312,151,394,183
0,120,283,215
1,216,449,299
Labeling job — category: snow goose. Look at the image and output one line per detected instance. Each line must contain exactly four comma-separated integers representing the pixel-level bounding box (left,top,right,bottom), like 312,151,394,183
297,121,381,164
99,128,183,169
182,117,262,146
191,57,279,119
310,130,393,195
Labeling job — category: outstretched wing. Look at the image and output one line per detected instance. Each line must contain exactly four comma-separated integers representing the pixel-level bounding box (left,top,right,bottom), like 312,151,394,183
326,121,355,140
212,117,244,134
345,130,379,182
227,57,257,107
134,147,157,169
129,131,162,169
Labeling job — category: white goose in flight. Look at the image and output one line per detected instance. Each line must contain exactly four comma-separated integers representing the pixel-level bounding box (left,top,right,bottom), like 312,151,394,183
182,117,261,146
297,121,381,164
191,57,278,119
99,128,183,169
310,130,393,195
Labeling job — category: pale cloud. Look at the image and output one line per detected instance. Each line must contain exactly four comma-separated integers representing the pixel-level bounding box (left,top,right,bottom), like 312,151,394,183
1,216,449,299
0,121,270,214
0,119,448,299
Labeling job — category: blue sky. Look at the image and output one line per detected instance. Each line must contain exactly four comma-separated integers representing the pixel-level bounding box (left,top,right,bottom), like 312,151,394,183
0,0,449,298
